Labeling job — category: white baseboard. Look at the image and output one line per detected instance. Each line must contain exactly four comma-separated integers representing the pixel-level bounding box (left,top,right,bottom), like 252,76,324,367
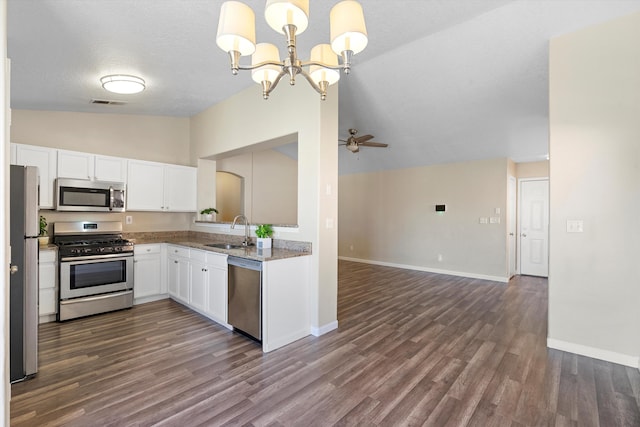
311,320,338,337
547,338,640,368
338,256,509,283
134,294,169,306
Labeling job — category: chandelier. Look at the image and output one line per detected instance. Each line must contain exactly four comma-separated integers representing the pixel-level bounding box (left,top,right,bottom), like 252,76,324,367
216,0,368,100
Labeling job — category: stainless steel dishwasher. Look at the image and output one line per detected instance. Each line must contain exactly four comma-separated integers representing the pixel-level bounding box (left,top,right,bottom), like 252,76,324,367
227,256,262,342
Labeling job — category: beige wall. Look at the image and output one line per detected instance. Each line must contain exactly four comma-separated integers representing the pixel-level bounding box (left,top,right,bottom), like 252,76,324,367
549,12,640,364
516,160,549,178
10,109,194,231
11,110,191,165
216,149,297,225
190,83,339,330
339,157,510,280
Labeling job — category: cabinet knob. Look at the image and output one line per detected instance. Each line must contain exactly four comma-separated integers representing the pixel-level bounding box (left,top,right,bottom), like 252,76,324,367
174,260,178,264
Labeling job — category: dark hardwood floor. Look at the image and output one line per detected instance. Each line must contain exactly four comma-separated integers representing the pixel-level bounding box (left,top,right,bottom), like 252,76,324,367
10,261,640,426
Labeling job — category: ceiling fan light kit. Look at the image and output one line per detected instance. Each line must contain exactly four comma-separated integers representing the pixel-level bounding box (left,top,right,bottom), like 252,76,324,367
339,128,388,153
216,0,368,100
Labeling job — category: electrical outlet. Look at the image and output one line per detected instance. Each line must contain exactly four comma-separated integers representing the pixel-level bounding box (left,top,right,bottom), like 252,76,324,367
125,215,133,224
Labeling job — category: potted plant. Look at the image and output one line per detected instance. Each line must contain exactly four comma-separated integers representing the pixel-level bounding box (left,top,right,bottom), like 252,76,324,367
200,207,218,222
255,224,274,249
38,215,49,246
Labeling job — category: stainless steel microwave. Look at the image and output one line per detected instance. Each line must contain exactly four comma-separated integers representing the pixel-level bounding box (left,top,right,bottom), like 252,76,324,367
56,178,126,212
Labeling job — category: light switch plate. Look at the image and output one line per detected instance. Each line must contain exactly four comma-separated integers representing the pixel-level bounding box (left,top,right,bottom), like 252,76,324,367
566,219,583,233
479,217,488,224
490,217,500,224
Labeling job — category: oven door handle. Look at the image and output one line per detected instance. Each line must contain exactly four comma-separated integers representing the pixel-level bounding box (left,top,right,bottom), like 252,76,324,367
60,253,133,262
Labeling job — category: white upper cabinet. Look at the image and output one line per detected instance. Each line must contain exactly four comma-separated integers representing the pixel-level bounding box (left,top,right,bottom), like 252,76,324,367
57,150,94,180
58,150,127,182
94,155,128,182
127,160,196,212
12,144,57,209
164,165,197,212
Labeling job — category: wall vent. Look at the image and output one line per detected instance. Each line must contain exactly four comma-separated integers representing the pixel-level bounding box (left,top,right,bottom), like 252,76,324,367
91,99,127,106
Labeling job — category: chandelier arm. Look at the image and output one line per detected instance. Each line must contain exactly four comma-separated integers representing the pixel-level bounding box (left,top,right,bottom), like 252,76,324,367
266,70,289,95
299,69,325,95
235,60,286,71
300,61,346,71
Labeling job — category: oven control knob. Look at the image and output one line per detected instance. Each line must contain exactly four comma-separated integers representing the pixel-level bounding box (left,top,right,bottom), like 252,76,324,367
83,248,92,254
115,247,123,252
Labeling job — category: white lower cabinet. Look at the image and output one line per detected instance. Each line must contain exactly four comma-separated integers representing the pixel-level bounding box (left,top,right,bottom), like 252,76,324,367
133,244,165,303
166,246,228,325
39,248,57,322
167,245,190,303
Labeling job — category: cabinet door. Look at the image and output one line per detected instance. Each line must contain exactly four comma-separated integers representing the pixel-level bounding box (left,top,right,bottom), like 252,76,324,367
95,155,127,182
38,250,57,316
164,165,197,212
57,149,94,180
207,267,228,323
177,258,190,302
14,144,57,209
189,260,208,312
167,255,180,298
134,254,162,299
127,160,165,211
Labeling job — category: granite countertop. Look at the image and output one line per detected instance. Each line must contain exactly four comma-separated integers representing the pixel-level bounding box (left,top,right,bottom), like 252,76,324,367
128,236,311,262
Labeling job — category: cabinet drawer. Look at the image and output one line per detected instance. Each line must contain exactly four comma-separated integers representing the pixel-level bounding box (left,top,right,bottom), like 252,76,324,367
190,249,206,262
134,244,162,255
206,252,228,268
39,248,57,263
166,245,189,258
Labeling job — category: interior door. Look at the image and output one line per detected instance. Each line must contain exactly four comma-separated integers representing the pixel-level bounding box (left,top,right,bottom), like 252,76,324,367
519,179,549,277
508,176,517,278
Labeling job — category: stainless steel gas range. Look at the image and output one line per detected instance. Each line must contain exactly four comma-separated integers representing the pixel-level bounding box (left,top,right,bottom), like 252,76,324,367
53,221,134,321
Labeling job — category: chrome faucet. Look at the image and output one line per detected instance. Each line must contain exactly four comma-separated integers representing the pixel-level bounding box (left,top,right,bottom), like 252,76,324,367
231,215,251,246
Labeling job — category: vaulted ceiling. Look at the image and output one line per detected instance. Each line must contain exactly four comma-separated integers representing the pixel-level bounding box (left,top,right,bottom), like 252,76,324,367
7,1,640,174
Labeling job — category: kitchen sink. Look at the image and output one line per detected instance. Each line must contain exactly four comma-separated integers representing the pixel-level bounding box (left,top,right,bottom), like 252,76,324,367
205,243,244,250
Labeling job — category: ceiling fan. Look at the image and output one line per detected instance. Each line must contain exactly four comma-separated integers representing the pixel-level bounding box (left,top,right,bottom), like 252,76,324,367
339,128,388,153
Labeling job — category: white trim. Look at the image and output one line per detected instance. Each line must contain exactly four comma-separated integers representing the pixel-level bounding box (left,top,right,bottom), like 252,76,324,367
263,328,310,352
134,294,169,306
192,221,300,235
547,338,640,368
311,320,338,336
338,256,509,283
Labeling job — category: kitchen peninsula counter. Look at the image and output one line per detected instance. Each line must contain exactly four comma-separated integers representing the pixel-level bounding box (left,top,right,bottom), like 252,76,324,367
126,231,311,262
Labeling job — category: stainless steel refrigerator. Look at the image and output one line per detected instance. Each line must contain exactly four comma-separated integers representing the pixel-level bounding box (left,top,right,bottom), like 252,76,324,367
9,165,39,382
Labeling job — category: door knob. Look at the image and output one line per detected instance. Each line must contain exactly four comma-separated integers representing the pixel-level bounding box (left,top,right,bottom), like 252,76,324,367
521,233,527,237
9,264,18,275
509,232,514,236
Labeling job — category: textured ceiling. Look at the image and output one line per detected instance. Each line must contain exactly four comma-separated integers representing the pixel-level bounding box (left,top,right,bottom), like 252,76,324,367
7,0,640,174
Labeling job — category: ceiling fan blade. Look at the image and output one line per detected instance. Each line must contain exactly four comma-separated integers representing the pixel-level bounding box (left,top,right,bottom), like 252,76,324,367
359,142,388,147
338,139,348,142
354,134,374,144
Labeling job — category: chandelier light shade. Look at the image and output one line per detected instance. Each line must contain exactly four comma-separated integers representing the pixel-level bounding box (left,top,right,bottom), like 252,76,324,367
100,75,146,94
309,44,340,86
265,0,309,35
251,43,281,85
216,1,256,56
330,0,368,55
216,0,368,100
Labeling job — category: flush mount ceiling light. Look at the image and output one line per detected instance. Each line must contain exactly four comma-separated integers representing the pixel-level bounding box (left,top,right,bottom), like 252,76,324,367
100,74,146,94
216,0,368,100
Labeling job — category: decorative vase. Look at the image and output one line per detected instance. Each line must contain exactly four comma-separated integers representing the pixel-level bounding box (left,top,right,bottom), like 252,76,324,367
256,237,272,249
38,236,50,246
204,214,213,221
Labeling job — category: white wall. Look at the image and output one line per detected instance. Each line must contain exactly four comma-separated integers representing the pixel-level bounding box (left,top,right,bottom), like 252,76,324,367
190,83,339,331
548,12,640,367
338,157,510,281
